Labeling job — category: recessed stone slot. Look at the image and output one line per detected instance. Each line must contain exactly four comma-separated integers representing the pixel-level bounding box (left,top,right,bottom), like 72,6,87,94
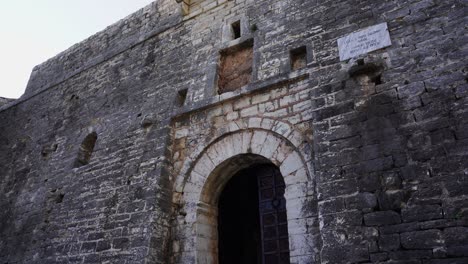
290,46,307,71
75,132,98,167
231,20,241,40
49,189,65,204
218,40,254,94
349,62,384,85
55,193,65,204
348,62,385,95
177,88,188,107
41,143,58,159
372,74,383,85
349,62,383,78
140,114,156,129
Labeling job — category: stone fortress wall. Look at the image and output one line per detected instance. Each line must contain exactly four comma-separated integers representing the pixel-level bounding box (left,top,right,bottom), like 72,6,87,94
0,0,466,263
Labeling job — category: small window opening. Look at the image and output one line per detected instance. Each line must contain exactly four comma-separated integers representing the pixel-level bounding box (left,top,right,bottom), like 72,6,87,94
232,21,241,40
75,132,98,167
177,89,188,107
290,46,307,71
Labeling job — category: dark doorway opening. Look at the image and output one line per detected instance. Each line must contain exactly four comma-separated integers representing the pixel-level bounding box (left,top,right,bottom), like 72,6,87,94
218,165,261,264
218,164,291,264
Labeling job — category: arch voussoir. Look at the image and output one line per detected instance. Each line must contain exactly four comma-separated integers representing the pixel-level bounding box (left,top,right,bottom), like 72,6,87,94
250,130,269,154
258,132,282,160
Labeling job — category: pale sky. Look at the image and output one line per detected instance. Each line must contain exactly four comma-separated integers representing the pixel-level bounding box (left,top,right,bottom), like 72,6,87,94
0,0,155,99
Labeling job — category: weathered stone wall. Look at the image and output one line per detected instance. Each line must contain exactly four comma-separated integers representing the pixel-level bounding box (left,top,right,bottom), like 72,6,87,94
0,1,183,263
306,1,468,262
0,0,466,264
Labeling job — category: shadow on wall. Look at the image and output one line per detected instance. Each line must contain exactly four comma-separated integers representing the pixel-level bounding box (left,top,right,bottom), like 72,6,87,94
349,61,412,213
317,56,466,263
0,167,36,262
316,59,413,263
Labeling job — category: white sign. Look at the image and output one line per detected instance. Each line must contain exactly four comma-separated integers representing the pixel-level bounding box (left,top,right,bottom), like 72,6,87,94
338,23,392,61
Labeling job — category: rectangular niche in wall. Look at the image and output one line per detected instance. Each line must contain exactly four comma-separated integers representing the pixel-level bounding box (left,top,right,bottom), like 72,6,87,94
218,39,253,94
290,46,307,71
231,20,241,40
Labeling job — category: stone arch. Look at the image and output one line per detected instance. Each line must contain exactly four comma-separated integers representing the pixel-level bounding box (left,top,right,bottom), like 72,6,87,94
172,125,316,264
174,117,314,194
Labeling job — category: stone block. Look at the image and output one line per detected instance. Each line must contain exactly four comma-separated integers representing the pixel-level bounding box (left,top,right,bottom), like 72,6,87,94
320,244,369,264
397,81,426,99
377,190,410,211
318,198,346,215
321,210,363,228
421,258,468,264
240,105,258,117
388,249,433,260
313,101,355,121
400,230,443,249
370,252,388,262
80,242,97,253
444,227,468,247
401,204,443,223
318,178,359,200
96,241,111,252
358,173,382,192
446,246,468,257
364,211,401,226
379,234,401,251
345,192,378,212
362,156,394,173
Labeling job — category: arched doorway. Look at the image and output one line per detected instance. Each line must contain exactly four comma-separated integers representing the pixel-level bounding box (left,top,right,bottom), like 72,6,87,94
172,128,316,264
218,163,290,264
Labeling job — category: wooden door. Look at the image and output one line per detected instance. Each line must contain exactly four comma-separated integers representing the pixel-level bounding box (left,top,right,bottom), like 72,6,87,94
256,165,290,264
